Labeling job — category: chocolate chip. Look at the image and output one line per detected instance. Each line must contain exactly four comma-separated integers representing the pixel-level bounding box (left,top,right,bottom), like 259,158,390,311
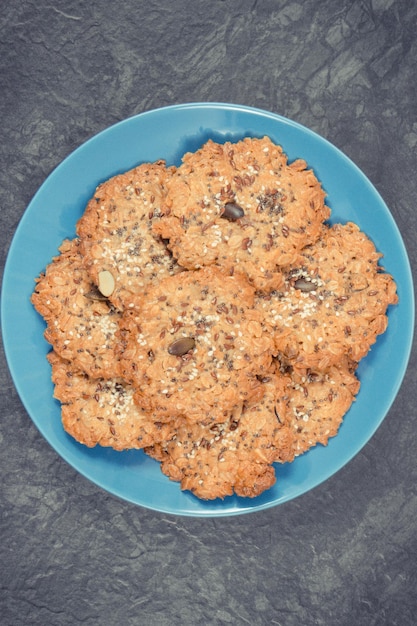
221,202,245,221
168,337,196,356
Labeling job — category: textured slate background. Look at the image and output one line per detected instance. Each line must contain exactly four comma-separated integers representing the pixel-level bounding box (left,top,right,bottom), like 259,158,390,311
1,1,416,624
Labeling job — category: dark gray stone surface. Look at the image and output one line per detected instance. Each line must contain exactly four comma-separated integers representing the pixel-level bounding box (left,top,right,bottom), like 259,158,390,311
1,1,416,624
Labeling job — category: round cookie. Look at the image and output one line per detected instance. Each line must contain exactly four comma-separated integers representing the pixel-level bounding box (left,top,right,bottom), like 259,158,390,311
76,160,182,310
31,239,122,379
145,371,296,500
48,351,178,451
153,136,329,292
257,222,398,370
275,356,360,456
119,266,274,424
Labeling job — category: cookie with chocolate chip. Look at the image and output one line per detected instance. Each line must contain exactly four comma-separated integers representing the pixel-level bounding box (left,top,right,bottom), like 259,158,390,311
119,266,274,424
257,222,398,370
31,239,122,379
145,371,296,500
48,351,178,450
153,136,329,292
76,160,182,310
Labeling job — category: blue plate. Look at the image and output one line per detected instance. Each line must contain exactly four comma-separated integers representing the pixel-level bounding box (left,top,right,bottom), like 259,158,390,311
1,103,414,517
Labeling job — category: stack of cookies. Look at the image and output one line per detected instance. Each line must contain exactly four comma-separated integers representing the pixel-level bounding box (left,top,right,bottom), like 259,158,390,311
32,137,397,500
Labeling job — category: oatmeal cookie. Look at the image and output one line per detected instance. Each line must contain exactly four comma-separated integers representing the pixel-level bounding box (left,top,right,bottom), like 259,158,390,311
145,371,296,500
76,160,181,310
119,266,274,424
153,136,329,292
48,351,177,451
275,356,360,456
257,222,398,370
31,239,122,379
